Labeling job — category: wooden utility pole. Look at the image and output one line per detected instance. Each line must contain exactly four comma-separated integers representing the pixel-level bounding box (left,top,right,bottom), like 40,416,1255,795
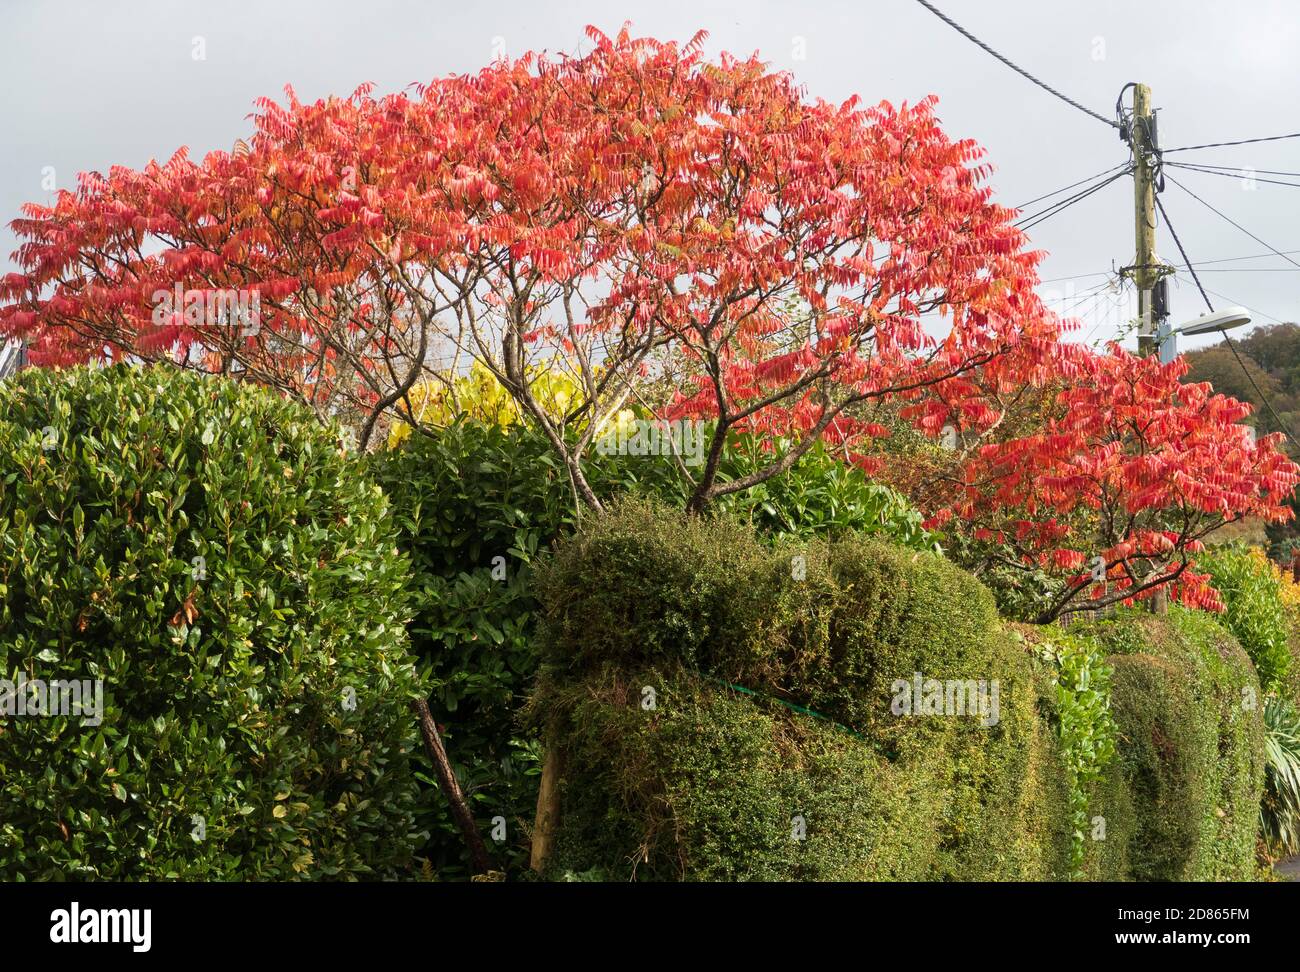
1126,83,1170,615
1129,83,1162,357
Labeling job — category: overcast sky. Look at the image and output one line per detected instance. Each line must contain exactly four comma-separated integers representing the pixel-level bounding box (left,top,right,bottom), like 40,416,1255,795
2,0,1297,353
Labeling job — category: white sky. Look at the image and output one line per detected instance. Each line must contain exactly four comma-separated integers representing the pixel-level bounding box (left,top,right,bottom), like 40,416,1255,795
2,0,1297,354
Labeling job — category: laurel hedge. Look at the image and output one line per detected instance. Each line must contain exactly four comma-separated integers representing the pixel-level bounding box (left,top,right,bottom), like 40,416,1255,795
0,365,427,880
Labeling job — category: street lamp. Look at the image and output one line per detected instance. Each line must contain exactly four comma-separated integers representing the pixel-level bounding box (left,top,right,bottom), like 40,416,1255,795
1157,306,1252,363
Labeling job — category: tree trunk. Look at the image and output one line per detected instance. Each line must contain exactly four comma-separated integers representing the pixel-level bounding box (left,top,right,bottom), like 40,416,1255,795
412,698,491,876
1149,585,1168,616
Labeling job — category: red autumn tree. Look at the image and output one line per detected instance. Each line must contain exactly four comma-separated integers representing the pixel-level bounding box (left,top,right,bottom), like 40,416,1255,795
0,25,1061,509
1,24,1294,610
924,346,1300,621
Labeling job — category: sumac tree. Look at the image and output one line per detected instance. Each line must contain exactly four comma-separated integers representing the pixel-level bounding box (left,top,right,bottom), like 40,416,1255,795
1,26,1294,614
1,25,1060,510
925,348,1300,621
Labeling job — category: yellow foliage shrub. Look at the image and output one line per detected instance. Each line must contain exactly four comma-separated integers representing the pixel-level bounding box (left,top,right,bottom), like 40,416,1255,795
387,361,631,448
1247,547,1300,612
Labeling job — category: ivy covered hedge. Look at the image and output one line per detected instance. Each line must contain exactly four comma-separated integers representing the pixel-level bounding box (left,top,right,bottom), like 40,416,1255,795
1066,608,1266,881
0,365,427,880
1014,626,1117,879
530,498,1071,880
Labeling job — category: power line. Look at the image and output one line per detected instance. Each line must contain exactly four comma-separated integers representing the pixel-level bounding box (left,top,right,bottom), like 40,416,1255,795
1042,257,1300,289
1168,161,1300,179
1039,270,1112,284
1154,195,1213,312
1042,277,1123,344
1178,247,1300,267
1166,161,1300,190
911,0,1121,130
1155,193,1300,449
1058,278,1115,314
895,19,1298,433
1195,282,1292,327
1015,163,1131,210
1163,132,1300,153
1165,173,1300,270
1224,330,1297,448
1078,285,1128,345
1041,247,1300,283
1017,176,1124,232
1015,169,1129,232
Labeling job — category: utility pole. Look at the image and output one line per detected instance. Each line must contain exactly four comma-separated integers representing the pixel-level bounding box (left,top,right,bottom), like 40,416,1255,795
1127,83,1165,357
1124,83,1170,614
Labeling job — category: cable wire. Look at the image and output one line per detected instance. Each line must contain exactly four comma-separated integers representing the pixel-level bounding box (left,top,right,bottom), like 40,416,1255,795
911,0,1120,130
1165,173,1300,270
1154,195,1214,313
1039,270,1113,283
1155,194,1300,449
1223,331,1297,449
1196,283,1291,326
1015,169,1130,232
1082,287,1129,346
1167,161,1300,179
1166,161,1300,190
1164,132,1300,153
1015,163,1131,210
1190,248,1300,267
1050,249,1300,281
1180,246,1300,266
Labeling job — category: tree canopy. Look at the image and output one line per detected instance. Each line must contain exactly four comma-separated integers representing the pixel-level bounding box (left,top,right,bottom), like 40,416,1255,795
2,24,1296,618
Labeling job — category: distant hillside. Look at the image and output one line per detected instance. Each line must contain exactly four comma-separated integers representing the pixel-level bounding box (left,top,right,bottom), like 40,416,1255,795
1185,322,1300,558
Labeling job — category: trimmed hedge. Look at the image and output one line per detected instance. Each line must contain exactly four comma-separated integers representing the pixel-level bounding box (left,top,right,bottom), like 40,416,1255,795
1071,608,1265,881
541,666,950,881
371,421,931,877
531,498,1071,880
0,365,427,880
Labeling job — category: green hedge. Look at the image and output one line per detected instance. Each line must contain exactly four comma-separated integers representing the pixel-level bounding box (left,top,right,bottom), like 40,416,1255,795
531,497,1070,880
1071,608,1265,881
369,422,575,877
0,365,426,880
542,666,951,881
1198,545,1292,694
371,422,931,877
